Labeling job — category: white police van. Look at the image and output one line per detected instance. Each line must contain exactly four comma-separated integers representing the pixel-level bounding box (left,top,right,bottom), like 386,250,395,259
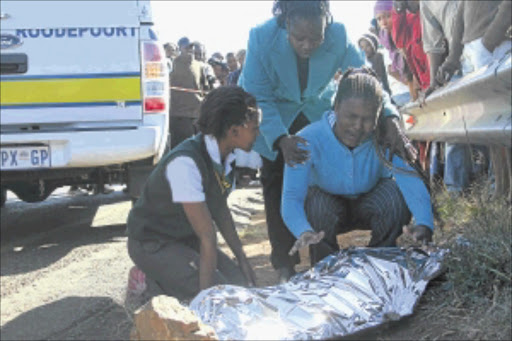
0,0,169,206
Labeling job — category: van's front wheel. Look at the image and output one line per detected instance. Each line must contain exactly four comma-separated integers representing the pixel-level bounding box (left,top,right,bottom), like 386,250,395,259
8,181,56,203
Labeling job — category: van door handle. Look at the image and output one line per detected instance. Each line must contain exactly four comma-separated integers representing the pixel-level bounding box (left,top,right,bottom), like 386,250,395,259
0,54,28,74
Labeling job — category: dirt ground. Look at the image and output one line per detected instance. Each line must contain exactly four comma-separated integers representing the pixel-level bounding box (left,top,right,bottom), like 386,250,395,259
0,185,497,340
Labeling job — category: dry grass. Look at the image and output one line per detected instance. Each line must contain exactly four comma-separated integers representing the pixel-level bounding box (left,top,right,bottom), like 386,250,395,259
378,183,512,340
431,185,510,339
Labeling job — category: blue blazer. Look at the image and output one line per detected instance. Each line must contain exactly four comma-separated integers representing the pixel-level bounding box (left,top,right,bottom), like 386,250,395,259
239,18,398,161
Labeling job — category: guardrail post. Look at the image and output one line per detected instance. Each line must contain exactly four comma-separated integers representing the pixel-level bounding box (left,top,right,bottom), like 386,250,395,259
490,146,512,201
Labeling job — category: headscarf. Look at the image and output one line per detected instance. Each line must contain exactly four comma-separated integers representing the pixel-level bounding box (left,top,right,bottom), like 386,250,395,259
374,0,393,16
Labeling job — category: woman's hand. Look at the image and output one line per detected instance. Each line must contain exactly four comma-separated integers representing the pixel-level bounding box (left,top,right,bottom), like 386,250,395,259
288,230,325,256
278,135,310,167
239,256,257,287
403,225,433,244
379,116,418,163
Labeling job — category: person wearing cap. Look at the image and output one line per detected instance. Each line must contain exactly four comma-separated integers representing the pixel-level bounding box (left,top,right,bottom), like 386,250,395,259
358,32,392,96
169,37,208,149
211,52,224,62
208,57,230,87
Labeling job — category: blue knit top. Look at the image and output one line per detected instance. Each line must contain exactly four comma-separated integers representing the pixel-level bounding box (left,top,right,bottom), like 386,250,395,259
281,111,434,238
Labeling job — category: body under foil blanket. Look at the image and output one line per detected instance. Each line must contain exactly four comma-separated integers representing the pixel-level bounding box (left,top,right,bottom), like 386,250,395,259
189,247,447,340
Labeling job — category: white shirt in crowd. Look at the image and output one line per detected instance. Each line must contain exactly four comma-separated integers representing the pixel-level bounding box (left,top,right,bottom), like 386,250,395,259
166,135,236,203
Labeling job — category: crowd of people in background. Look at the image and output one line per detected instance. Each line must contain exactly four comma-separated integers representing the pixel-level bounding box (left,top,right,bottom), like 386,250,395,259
162,0,511,198
164,35,261,186
359,0,511,197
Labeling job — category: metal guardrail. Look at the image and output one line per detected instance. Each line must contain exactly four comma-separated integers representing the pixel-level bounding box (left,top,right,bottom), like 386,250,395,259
400,54,512,147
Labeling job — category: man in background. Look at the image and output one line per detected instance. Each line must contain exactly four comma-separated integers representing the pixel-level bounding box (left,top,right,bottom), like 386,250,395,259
164,42,178,63
420,0,470,195
226,52,239,73
169,37,206,149
228,49,246,86
192,41,216,90
164,42,178,87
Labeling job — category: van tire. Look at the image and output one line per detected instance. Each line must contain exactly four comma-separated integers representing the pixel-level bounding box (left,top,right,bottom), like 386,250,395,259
9,181,56,203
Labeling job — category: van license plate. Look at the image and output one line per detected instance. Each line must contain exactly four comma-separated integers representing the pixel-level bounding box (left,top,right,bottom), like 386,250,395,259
0,146,51,170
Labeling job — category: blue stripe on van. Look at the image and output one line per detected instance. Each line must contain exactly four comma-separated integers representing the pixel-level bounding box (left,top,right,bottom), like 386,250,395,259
0,100,142,109
0,72,141,81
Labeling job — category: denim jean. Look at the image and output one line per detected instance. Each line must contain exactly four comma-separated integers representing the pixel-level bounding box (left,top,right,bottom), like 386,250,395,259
444,143,472,193
429,142,441,183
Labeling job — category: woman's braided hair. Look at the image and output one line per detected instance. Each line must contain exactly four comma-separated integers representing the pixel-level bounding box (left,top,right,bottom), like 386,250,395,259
272,0,333,28
334,67,384,117
197,86,259,139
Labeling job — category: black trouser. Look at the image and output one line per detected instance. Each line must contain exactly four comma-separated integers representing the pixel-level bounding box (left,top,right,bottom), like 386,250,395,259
304,179,412,266
261,113,310,270
170,116,198,149
127,236,247,301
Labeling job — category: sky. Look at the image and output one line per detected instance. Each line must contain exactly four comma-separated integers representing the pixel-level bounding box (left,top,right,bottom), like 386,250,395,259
151,0,376,57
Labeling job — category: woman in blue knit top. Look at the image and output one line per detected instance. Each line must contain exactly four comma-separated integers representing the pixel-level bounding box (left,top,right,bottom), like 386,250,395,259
281,68,434,265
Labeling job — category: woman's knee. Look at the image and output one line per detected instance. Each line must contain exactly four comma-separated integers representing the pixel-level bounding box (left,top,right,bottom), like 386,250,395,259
358,180,412,236
371,179,408,212
305,187,346,236
366,212,405,247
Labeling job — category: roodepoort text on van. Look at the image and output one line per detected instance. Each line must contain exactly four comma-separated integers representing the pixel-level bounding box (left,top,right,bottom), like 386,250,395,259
15,27,137,39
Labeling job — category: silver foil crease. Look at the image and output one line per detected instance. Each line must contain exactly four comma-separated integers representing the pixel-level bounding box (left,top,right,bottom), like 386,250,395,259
189,247,447,340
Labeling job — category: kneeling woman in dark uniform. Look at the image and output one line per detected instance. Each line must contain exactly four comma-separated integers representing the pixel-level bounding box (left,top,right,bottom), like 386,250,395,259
127,87,258,300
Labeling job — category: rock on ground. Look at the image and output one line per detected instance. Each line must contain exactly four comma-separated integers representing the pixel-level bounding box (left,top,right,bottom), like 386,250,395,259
130,295,217,341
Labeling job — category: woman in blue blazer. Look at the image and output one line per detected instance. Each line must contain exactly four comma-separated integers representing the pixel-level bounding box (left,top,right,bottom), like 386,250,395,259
239,0,416,283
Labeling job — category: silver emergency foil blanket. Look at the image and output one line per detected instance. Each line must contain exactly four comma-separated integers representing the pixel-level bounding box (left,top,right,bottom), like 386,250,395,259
189,247,447,340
